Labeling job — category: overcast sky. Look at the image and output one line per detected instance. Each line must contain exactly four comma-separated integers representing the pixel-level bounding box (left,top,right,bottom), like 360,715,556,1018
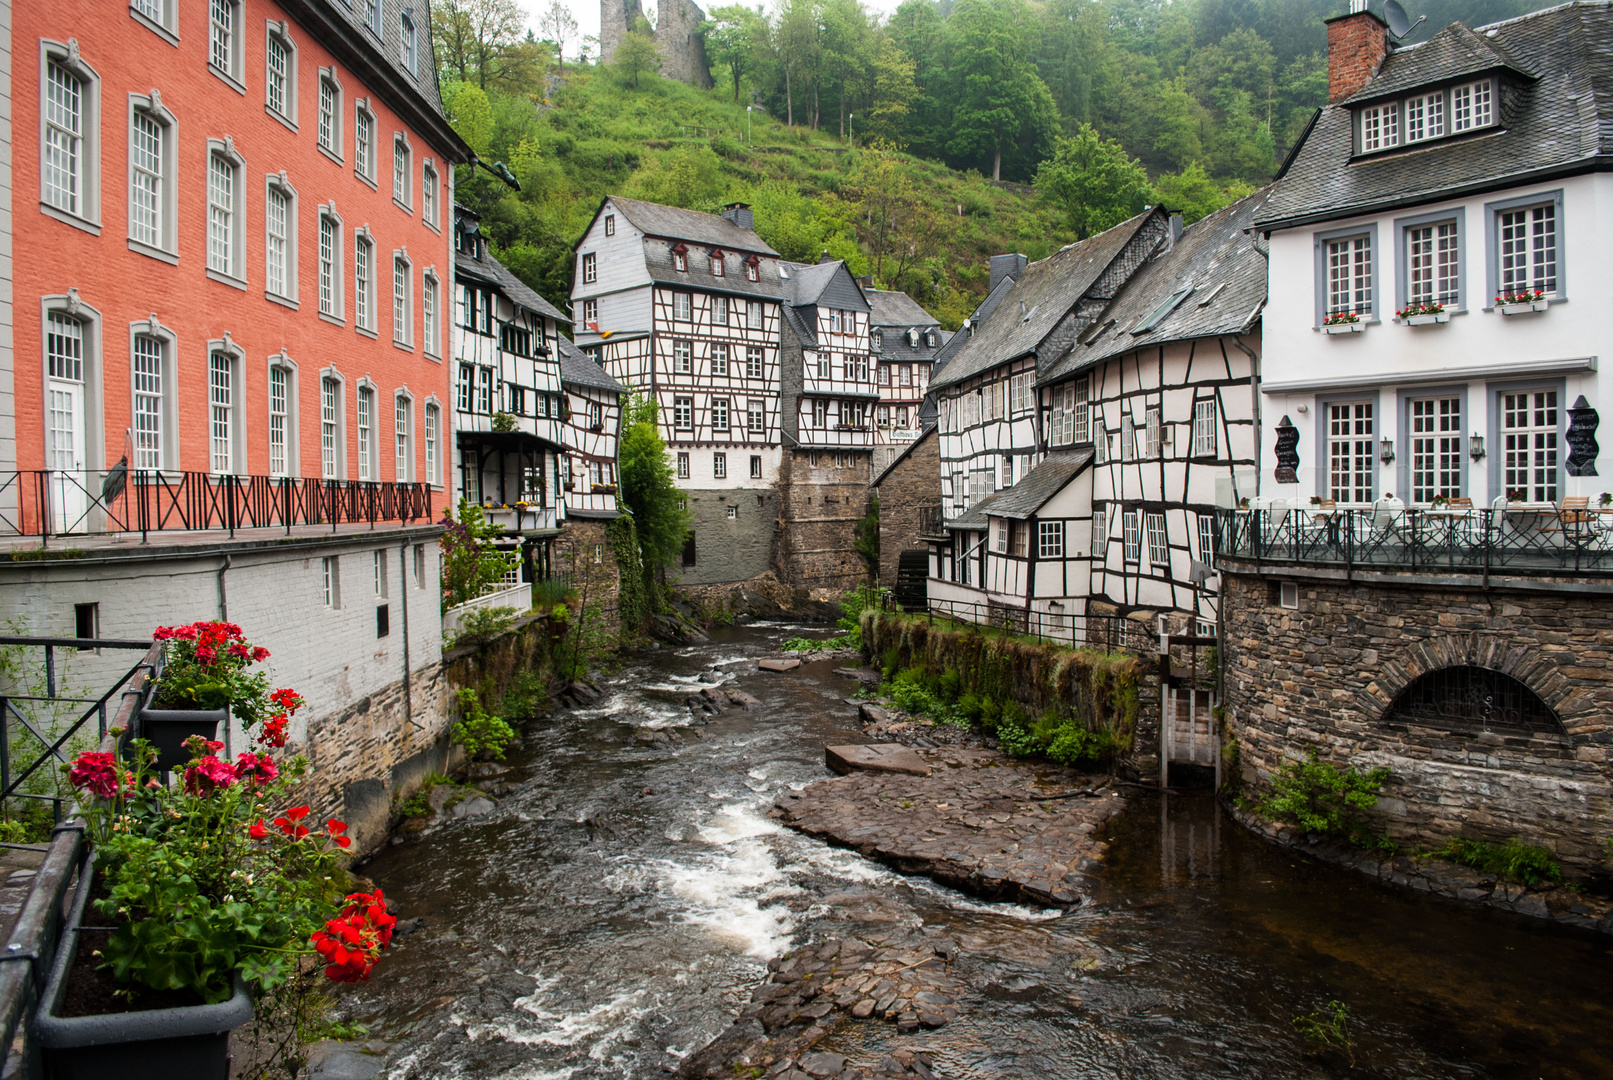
524,0,906,62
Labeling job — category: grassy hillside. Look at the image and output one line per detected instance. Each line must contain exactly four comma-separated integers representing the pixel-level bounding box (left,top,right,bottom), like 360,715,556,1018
451,67,1077,329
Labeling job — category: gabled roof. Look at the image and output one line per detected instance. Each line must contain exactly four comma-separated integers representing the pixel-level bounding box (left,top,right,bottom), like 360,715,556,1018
868,289,938,328
947,491,1002,531
929,272,1017,386
870,424,937,487
780,302,817,348
1257,2,1613,230
1040,188,1271,385
782,260,870,311
456,248,569,325
981,450,1093,520
557,336,624,393
606,196,779,257
930,210,1163,391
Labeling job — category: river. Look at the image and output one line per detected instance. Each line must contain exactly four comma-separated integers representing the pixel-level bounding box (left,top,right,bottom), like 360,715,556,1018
340,624,1613,1080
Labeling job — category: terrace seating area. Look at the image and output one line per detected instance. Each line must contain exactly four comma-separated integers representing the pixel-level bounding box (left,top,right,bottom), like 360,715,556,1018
1218,496,1613,576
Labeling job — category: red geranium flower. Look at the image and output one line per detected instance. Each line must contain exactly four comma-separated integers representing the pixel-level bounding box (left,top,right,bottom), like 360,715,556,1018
312,889,397,982
233,751,279,785
275,805,312,840
251,646,271,662
326,819,352,848
67,751,122,800
249,818,269,840
182,755,238,797
258,713,290,748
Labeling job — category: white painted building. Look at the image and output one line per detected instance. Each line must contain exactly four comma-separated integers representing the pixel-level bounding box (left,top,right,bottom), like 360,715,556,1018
557,336,625,520
868,288,942,443
1255,6,1613,505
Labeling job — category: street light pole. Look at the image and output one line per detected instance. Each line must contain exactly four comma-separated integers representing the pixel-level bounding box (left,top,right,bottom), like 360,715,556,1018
747,105,752,143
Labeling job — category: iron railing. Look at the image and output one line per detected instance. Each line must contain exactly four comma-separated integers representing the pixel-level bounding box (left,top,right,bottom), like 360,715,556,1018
0,469,432,544
879,591,1150,653
1217,506,1613,577
916,505,945,537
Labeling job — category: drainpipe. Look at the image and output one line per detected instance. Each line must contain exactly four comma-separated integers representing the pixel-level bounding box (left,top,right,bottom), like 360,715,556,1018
400,538,419,731
217,553,232,756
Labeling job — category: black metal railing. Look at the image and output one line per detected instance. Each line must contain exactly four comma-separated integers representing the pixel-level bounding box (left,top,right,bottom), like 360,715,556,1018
878,590,1151,653
0,470,432,543
916,505,945,537
1217,506,1613,577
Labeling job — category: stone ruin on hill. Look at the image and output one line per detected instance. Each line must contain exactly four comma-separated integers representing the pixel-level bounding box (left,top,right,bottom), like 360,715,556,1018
599,0,714,89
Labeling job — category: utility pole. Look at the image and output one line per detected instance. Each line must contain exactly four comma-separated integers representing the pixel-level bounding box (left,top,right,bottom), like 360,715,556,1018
747,105,752,143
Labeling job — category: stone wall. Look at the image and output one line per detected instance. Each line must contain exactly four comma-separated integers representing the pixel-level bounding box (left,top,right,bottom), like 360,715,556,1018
871,430,939,587
598,0,713,88
679,487,779,585
553,516,624,631
776,449,871,590
1220,563,1613,875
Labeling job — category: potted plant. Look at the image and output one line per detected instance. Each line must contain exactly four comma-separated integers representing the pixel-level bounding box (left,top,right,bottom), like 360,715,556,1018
1496,289,1548,315
490,411,518,432
39,721,395,1079
1321,311,1365,334
1396,301,1449,326
141,623,281,771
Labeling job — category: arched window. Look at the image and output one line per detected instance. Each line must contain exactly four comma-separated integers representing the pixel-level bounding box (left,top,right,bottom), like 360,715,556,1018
1386,666,1562,737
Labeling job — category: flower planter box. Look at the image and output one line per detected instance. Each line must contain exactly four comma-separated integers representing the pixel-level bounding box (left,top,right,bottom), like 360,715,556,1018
1498,300,1549,315
1321,321,1365,334
138,684,226,773
1402,311,1450,326
35,856,254,1080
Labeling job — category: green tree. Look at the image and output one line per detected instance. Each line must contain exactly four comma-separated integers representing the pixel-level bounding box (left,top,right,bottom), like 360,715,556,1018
1034,123,1155,239
944,0,1059,181
623,144,728,209
537,0,578,79
1153,161,1254,223
614,15,663,89
439,500,516,611
430,0,537,88
442,80,495,155
618,395,691,586
706,5,764,102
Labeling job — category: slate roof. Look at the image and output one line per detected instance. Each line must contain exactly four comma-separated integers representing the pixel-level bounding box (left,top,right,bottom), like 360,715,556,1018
780,303,817,348
870,424,937,488
946,492,1002,531
644,242,787,301
868,289,937,328
609,197,779,256
929,273,1017,388
557,336,624,393
782,260,870,311
456,249,569,325
980,450,1094,520
930,211,1162,391
1040,188,1271,385
1256,2,1613,230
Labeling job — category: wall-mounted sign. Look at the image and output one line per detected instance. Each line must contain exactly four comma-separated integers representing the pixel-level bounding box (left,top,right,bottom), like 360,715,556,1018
1274,415,1300,484
1566,395,1599,477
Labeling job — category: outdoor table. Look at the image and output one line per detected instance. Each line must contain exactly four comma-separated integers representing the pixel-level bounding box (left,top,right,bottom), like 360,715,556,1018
1420,507,1480,550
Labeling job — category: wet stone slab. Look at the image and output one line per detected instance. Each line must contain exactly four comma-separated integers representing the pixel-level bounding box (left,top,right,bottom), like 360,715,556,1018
772,747,1122,907
677,937,961,1079
825,743,932,778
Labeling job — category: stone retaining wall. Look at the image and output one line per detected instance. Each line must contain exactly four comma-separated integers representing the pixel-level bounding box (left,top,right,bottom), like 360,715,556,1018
1220,563,1613,876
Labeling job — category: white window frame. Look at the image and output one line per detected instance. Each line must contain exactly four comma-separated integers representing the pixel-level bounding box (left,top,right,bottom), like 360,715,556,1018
264,20,298,129
1038,520,1063,559
205,139,247,287
206,336,246,475
40,41,102,234
1499,388,1559,504
747,399,765,434
746,347,764,379
1145,512,1168,568
317,69,344,162
1092,506,1106,559
424,400,441,486
130,0,180,43
129,317,178,473
1487,190,1563,304
676,451,690,479
267,353,298,478
394,391,413,482
392,250,413,347
126,91,177,260
581,252,597,284
1325,399,1376,504
1359,101,1398,152
208,0,245,92
1451,79,1493,133
320,371,345,479
353,99,376,185
422,269,440,357
1398,209,1463,311
1409,395,1463,503
1145,406,1162,458
750,455,762,479
264,172,298,305
323,556,341,608
1315,224,1377,324
317,205,345,322
422,161,439,231
712,397,730,431
392,132,412,211
1403,90,1444,143
713,452,727,478
356,382,376,480
353,228,376,333
673,292,693,322
673,396,693,430
401,9,419,75
1122,510,1141,563
1197,514,1215,570
711,343,728,375
1192,398,1218,458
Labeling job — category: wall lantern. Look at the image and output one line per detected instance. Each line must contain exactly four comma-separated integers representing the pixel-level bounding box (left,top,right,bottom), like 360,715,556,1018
1469,434,1486,461
1379,438,1395,465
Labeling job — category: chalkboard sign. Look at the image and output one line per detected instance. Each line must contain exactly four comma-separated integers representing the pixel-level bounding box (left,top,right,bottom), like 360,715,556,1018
1566,395,1599,477
1274,415,1300,484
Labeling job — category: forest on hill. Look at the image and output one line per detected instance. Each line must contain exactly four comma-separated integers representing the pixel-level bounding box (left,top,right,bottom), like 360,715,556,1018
432,0,1556,326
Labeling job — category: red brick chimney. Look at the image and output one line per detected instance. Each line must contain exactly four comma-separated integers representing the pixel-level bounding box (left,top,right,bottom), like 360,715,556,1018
1325,8,1390,103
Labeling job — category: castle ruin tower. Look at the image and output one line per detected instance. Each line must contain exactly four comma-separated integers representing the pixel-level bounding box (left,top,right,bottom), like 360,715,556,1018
599,0,713,89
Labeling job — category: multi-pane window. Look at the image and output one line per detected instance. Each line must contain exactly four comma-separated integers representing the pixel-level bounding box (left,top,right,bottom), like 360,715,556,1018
267,32,290,117
1410,397,1462,503
402,12,418,74
319,216,338,316
395,396,410,481
676,452,690,478
355,107,374,178
357,387,374,479
477,367,493,413
747,400,765,433
1122,510,1141,562
209,352,233,473
1327,402,1374,503
393,257,410,344
318,77,338,152
750,455,762,478
424,405,439,485
393,136,409,206
422,164,438,227
1145,407,1162,458
1502,390,1558,503
1404,92,1444,142
1001,456,1013,489
321,377,339,478
673,339,693,373
1145,512,1168,568
1451,80,1492,131
44,61,84,215
712,398,730,431
132,0,163,23
748,300,763,327
673,292,692,321
1197,514,1215,570
673,396,693,429
995,520,1009,554
130,111,163,247
672,248,688,272
1071,377,1090,444
604,214,616,236
1010,372,1032,414
269,365,289,476
1406,222,1458,306
207,153,236,276
713,296,729,325
209,0,235,76
1038,521,1063,559
1120,414,1134,461
423,274,438,354
1091,507,1106,558
133,336,164,470
267,187,291,298
813,399,829,427
1326,235,1372,317
713,452,727,478
712,252,725,278
354,236,373,329
712,344,729,375
1192,398,1218,457
746,347,763,378
582,298,598,324
1499,204,1557,295
582,252,597,283
1360,102,1398,151
746,259,759,282
46,315,83,477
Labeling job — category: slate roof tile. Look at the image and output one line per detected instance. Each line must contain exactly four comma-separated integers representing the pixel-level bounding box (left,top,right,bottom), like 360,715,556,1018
456,250,569,324
610,196,780,256
558,336,624,393
979,450,1094,520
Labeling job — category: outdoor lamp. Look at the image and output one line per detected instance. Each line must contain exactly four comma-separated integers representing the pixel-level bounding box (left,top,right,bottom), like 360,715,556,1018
1469,434,1486,461
1379,438,1395,464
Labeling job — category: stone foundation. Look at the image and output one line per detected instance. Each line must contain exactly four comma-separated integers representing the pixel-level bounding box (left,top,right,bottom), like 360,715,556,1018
1220,562,1613,876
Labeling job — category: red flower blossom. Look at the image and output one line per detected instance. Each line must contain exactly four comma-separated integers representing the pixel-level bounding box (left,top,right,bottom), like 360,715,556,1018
312,889,397,982
249,818,269,840
326,819,352,848
182,755,238,797
227,642,250,660
251,646,270,662
68,751,122,800
258,713,290,749
274,805,312,840
233,752,279,785
269,688,304,712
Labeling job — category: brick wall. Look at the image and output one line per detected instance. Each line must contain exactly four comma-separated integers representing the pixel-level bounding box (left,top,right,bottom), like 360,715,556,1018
870,429,939,587
776,449,870,590
1221,564,1613,874
553,516,623,630
1325,11,1390,102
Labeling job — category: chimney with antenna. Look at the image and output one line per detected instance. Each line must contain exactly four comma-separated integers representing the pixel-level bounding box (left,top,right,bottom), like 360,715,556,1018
1325,4,1390,103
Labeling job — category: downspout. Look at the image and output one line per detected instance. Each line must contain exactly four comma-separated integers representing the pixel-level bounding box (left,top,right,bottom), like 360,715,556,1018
401,538,419,731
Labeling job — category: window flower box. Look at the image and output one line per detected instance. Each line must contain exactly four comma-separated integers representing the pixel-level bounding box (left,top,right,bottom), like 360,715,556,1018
1321,320,1365,335
1397,303,1449,326
1497,299,1549,315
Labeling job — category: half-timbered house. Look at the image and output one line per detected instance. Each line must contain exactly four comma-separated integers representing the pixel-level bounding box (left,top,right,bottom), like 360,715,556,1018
453,207,568,530
558,337,625,520
570,197,785,584
868,288,943,442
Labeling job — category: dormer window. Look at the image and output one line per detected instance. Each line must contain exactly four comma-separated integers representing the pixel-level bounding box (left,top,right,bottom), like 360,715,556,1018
711,250,725,277
1361,102,1399,151
746,255,760,282
1356,77,1496,155
924,330,937,348
1452,80,1493,130
1404,92,1445,142
871,329,882,352
907,328,919,347
672,244,688,272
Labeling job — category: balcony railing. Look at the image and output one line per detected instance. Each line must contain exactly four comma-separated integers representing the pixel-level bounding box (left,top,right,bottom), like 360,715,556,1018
1216,506,1613,578
0,470,432,543
917,505,945,537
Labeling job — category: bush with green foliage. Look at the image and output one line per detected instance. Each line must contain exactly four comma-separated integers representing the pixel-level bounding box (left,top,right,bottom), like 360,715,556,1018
449,606,518,649
836,585,883,650
1293,1001,1353,1065
782,635,852,653
439,500,515,611
618,394,690,606
452,688,517,760
1435,837,1562,887
1257,753,1391,841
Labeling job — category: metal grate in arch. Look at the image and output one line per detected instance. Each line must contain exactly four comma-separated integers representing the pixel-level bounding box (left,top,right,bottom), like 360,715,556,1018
1386,665,1563,737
